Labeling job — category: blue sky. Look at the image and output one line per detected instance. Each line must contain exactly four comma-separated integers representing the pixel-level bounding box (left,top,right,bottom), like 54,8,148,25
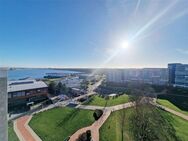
0,0,188,68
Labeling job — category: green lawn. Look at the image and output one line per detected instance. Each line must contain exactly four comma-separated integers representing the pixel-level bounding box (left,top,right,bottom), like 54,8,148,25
157,99,188,116
100,108,188,141
100,108,133,141
8,122,19,141
165,112,188,141
29,107,95,141
84,94,129,107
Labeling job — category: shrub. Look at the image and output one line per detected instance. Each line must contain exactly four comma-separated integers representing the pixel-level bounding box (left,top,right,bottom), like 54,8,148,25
76,130,91,141
93,109,103,120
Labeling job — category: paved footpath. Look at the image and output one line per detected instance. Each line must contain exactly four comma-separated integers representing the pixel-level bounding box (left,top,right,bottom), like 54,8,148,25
14,115,42,141
14,100,188,141
70,102,134,141
155,104,188,121
69,109,111,141
13,80,104,141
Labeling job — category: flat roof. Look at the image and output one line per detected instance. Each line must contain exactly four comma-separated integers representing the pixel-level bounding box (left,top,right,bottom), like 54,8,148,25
8,79,48,93
109,93,117,97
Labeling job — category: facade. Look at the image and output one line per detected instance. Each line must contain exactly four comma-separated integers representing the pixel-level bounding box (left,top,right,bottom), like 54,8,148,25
106,68,168,85
8,79,48,108
61,76,83,88
168,63,188,87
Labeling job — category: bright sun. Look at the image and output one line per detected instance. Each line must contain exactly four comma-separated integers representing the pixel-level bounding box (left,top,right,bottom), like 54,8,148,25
120,40,129,49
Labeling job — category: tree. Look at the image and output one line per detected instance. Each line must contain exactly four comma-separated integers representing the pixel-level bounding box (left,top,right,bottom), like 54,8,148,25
48,81,56,95
76,130,91,141
56,82,63,95
93,109,103,120
129,96,180,141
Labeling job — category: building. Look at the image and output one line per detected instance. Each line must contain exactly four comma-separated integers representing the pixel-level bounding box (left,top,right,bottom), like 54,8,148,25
8,79,48,108
61,76,83,88
106,69,124,83
168,63,188,87
106,68,168,85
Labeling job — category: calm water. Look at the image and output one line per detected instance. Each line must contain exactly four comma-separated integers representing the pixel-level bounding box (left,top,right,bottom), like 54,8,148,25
8,69,80,80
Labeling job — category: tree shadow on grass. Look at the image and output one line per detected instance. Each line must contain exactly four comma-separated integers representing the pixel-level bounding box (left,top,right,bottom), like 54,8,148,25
129,104,181,141
158,94,188,112
56,108,80,127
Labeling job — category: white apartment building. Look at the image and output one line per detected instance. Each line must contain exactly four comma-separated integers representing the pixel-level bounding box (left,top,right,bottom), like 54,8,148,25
106,68,168,85
61,76,83,88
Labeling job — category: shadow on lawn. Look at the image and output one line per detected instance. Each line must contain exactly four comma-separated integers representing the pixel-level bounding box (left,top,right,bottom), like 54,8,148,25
56,108,80,128
129,104,181,141
158,94,188,111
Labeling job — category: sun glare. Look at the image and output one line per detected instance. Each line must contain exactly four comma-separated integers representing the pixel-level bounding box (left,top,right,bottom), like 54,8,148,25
120,40,129,49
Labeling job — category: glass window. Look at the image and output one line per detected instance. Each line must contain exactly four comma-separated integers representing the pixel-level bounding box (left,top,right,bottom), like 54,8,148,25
8,93,12,98
13,93,18,97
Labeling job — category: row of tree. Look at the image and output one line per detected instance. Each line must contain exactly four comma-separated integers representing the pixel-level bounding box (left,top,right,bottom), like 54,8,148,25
48,81,71,96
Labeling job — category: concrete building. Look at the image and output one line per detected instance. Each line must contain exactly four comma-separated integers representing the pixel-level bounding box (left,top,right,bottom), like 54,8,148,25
61,76,83,88
8,79,48,109
106,69,124,83
106,68,168,85
168,63,188,87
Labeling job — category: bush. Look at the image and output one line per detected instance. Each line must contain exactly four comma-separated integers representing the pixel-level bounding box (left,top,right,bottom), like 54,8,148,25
93,109,103,120
76,130,91,141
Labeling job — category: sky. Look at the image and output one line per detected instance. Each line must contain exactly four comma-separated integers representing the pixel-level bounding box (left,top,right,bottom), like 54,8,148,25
0,0,188,68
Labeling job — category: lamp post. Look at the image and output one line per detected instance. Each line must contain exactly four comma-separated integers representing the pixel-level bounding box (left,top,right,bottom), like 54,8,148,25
0,68,8,141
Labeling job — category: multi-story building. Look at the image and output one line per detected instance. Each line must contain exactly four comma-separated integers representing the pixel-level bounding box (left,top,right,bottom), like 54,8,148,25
168,63,188,87
106,69,123,83
61,76,83,88
106,68,168,85
8,79,48,109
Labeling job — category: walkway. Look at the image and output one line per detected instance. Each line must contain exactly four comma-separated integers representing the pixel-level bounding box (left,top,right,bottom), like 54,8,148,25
155,104,188,121
69,110,111,141
13,79,103,141
14,98,188,141
151,98,188,121
14,115,41,141
70,102,134,141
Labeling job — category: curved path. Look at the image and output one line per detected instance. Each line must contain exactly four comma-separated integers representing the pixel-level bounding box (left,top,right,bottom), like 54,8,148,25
14,115,42,141
14,100,188,141
151,98,188,121
155,103,188,120
70,102,134,141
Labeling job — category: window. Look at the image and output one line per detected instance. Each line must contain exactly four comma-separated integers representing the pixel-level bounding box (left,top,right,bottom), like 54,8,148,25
12,93,18,97
26,92,30,95
8,93,12,98
12,91,25,97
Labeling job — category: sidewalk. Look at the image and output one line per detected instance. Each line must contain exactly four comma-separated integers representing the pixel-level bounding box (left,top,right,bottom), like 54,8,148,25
14,115,42,141
70,102,134,141
156,104,188,121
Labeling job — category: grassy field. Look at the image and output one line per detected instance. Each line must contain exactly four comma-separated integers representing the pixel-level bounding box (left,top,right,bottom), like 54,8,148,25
8,122,19,141
164,111,188,141
100,107,188,141
29,107,95,141
157,99,188,116
84,94,129,107
100,108,133,141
